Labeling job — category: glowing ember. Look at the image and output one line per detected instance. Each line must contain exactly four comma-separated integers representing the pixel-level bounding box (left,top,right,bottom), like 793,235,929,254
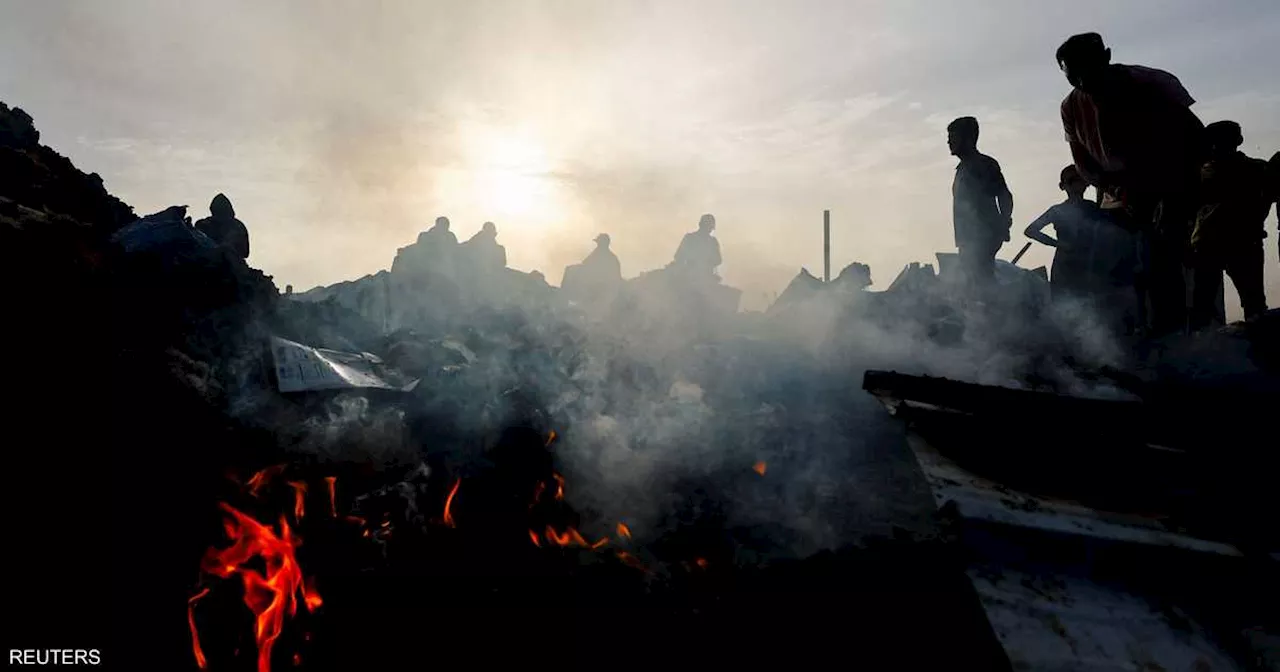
247,464,287,497
323,476,337,518
530,481,546,509
545,429,557,447
752,461,767,476
292,653,301,666
616,551,647,572
528,530,541,547
694,557,709,569
616,522,631,540
443,478,461,528
287,481,307,521
188,587,210,670
552,473,565,501
200,503,321,672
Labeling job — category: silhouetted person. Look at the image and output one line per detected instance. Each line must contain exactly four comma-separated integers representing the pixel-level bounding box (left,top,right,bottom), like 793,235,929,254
1024,165,1117,302
561,234,622,310
583,233,621,280
284,284,293,296
460,221,507,270
672,214,722,278
1270,152,1280,262
391,216,458,277
948,117,1013,290
194,193,249,259
1189,121,1270,327
1056,32,1205,335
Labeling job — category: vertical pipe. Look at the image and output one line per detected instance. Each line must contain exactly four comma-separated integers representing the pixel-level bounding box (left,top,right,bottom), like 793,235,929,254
823,209,831,283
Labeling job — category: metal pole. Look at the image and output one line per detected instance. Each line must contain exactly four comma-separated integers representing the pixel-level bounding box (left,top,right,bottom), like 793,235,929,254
823,209,831,282
1010,241,1032,266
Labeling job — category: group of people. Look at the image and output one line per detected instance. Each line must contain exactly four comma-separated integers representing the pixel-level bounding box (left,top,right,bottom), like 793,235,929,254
949,32,1280,335
390,216,508,280
561,213,724,308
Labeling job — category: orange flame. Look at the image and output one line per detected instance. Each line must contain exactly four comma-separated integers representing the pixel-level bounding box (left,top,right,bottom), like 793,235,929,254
188,587,210,670
616,522,631,540
552,473,565,501
323,476,337,518
543,525,608,549
545,525,575,547
528,530,541,547
545,429,557,447
752,461,767,476
694,557,709,569
443,478,461,528
200,503,321,672
247,464,287,497
287,481,307,521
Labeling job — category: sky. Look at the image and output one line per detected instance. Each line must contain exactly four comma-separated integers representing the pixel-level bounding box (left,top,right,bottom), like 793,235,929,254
2,0,1278,314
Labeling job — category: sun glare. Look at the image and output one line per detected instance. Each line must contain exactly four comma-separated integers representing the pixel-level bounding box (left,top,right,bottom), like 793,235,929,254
466,127,558,219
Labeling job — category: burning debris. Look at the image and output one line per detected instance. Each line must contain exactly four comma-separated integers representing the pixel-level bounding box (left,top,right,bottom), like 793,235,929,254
3,98,1275,670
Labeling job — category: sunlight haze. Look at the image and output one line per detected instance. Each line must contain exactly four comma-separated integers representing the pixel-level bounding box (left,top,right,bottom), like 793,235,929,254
2,0,1277,313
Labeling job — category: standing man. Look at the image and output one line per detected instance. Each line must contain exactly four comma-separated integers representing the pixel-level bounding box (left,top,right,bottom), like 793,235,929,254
948,116,1014,291
1055,32,1206,336
1189,121,1270,327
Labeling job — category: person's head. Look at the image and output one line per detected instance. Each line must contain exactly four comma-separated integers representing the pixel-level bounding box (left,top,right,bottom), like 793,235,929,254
210,193,235,219
594,233,611,248
946,117,979,156
1205,120,1243,158
1059,164,1087,199
1056,32,1110,92
482,221,497,237
434,216,450,231
698,213,716,233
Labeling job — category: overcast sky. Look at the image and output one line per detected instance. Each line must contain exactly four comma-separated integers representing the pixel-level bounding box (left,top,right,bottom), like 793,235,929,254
2,0,1278,312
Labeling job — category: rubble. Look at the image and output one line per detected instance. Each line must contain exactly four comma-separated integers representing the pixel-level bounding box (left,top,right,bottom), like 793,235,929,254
4,98,1275,670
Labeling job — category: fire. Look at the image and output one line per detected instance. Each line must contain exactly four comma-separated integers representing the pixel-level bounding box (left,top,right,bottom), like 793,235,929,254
247,464,287,497
200,503,321,672
752,461,767,476
188,587,210,670
542,525,608,549
616,522,631,540
545,429,557,447
443,478,461,528
694,557,709,569
528,530,541,547
287,481,307,521
552,473,565,501
323,476,337,518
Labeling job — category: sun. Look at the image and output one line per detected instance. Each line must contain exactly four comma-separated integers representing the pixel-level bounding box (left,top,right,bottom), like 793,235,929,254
467,128,558,219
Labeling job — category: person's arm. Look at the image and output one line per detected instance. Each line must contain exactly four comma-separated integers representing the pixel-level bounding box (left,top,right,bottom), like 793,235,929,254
1069,139,1109,190
709,238,722,267
1023,208,1059,247
989,158,1014,231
